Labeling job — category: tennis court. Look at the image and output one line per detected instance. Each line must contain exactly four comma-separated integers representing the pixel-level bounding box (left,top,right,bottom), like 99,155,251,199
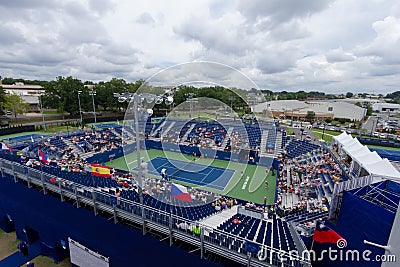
144,157,235,190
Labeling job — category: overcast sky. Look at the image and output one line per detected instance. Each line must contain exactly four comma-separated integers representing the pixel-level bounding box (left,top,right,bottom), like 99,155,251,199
0,0,400,93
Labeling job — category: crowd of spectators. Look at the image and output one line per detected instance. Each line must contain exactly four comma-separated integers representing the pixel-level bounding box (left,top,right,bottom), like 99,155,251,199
70,129,123,153
275,147,343,206
142,176,216,205
212,197,238,211
149,119,265,154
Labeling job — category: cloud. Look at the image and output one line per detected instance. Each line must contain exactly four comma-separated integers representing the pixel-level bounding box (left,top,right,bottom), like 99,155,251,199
88,0,115,15
325,48,355,63
0,24,26,45
238,0,333,25
355,16,400,64
136,12,156,25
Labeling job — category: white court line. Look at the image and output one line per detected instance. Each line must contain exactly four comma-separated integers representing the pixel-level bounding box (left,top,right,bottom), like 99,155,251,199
127,157,145,166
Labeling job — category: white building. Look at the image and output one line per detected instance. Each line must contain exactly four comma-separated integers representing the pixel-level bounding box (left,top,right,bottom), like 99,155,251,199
254,100,366,121
372,102,400,113
1,82,44,112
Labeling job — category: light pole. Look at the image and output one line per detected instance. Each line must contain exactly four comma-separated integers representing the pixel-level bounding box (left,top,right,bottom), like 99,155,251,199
77,90,83,128
114,91,174,235
39,95,46,131
228,96,236,113
322,123,326,141
185,93,195,119
89,90,97,124
359,108,367,137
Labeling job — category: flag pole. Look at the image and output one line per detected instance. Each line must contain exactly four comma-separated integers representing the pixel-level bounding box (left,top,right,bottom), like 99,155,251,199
310,219,317,251
310,238,315,251
169,179,173,246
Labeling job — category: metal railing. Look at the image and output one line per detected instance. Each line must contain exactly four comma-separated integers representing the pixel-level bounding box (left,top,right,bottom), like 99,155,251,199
0,158,311,267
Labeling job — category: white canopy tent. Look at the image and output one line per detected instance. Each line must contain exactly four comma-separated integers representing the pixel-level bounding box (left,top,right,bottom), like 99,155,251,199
350,150,382,177
334,132,400,180
363,158,400,178
353,151,382,167
342,138,363,156
348,145,370,159
333,132,353,148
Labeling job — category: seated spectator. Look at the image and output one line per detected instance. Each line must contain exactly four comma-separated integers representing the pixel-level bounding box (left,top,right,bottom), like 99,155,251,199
232,217,241,225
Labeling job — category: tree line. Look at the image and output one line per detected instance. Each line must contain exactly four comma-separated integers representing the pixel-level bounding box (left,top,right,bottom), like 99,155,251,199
1,77,253,116
1,76,399,117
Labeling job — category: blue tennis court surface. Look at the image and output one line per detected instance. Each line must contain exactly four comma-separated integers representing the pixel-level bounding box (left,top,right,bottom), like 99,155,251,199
145,157,235,190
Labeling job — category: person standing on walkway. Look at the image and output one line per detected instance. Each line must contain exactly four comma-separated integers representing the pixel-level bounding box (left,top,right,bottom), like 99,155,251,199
18,240,29,256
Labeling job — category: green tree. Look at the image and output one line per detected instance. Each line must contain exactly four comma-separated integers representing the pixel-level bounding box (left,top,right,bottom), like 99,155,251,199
3,93,29,122
0,86,5,115
366,105,373,116
94,78,128,111
43,76,88,115
346,92,354,98
306,111,315,121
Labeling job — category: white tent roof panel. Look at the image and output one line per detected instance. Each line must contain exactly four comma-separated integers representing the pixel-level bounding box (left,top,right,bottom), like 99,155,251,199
364,158,400,178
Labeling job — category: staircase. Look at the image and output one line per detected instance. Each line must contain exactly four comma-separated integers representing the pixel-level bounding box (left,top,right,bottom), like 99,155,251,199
152,121,166,137
200,205,239,230
259,130,269,156
220,127,233,149
160,121,176,139
63,138,83,155
181,123,195,141
275,131,283,155
122,128,136,142
63,138,96,160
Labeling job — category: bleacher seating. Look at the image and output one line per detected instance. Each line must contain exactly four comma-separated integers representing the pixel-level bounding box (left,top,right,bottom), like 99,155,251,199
284,140,319,158
203,213,301,265
281,130,288,149
266,128,277,150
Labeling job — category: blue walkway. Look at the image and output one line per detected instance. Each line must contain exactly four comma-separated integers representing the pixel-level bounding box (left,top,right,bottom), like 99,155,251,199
0,241,41,267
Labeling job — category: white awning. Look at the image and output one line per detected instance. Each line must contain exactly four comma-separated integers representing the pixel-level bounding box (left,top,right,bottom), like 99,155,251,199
364,158,400,178
333,132,353,146
342,138,363,155
353,151,382,166
346,145,370,159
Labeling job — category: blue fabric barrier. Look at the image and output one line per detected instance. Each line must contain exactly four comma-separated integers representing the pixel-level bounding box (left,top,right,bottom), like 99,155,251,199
312,191,395,267
0,175,220,267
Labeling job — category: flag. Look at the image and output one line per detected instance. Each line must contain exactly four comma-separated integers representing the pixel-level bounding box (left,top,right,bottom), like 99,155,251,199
1,142,12,151
91,164,111,177
38,150,49,164
313,221,345,244
171,183,192,202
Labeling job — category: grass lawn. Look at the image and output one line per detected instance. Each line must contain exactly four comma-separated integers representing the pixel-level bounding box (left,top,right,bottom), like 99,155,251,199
286,127,294,135
40,125,80,134
43,110,67,115
311,129,341,142
19,256,71,267
0,230,71,267
106,149,276,204
0,230,19,260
